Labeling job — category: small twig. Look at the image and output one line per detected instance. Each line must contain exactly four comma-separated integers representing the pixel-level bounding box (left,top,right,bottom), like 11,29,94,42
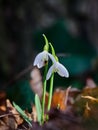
81,95,98,102
22,125,28,130
0,113,19,118
3,64,33,88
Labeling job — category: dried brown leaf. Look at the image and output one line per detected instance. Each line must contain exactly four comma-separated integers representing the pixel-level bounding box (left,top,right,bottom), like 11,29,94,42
30,67,43,99
51,87,71,111
6,99,23,125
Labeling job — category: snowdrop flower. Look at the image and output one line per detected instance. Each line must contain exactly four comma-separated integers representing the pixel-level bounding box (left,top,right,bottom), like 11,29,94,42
33,50,56,68
33,34,53,68
46,61,69,80
34,50,48,68
46,42,69,80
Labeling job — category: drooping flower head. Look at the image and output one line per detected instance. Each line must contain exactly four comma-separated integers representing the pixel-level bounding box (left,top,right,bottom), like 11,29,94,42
46,43,69,80
33,34,51,68
33,50,49,68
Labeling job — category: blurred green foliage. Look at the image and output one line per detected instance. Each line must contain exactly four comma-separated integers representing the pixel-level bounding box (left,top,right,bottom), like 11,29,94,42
34,20,96,55
34,20,96,75
7,80,34,110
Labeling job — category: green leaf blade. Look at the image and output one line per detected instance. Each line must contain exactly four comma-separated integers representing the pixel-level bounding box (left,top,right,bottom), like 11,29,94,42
35,94,42,124
13,102,32,127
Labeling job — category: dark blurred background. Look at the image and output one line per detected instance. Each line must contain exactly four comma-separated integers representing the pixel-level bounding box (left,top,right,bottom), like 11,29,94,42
0,0,98,108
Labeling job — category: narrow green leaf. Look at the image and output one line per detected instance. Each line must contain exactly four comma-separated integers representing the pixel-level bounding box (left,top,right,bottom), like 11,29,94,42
13,102,32,127
35,94,42,124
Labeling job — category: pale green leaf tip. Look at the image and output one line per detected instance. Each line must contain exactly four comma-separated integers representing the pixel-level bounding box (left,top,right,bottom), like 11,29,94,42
35,94,39,99
13,101,16,107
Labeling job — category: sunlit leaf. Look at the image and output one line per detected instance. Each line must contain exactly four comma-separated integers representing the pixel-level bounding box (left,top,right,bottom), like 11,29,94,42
35,94,42,124
13,102,32,127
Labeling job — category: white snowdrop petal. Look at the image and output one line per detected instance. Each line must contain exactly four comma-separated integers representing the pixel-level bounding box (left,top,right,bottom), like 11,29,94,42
46,65,54,80
48,53,56,63
37,61,44,68
33,57,38,66
33,52,43,66
45,52,49,60
57,62,69,77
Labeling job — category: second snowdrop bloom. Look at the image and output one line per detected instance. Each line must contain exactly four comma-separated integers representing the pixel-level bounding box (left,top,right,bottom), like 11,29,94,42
46,61,69,80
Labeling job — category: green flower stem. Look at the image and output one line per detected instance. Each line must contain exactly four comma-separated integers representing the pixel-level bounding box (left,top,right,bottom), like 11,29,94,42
47,73,54,111
42,63,48,122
